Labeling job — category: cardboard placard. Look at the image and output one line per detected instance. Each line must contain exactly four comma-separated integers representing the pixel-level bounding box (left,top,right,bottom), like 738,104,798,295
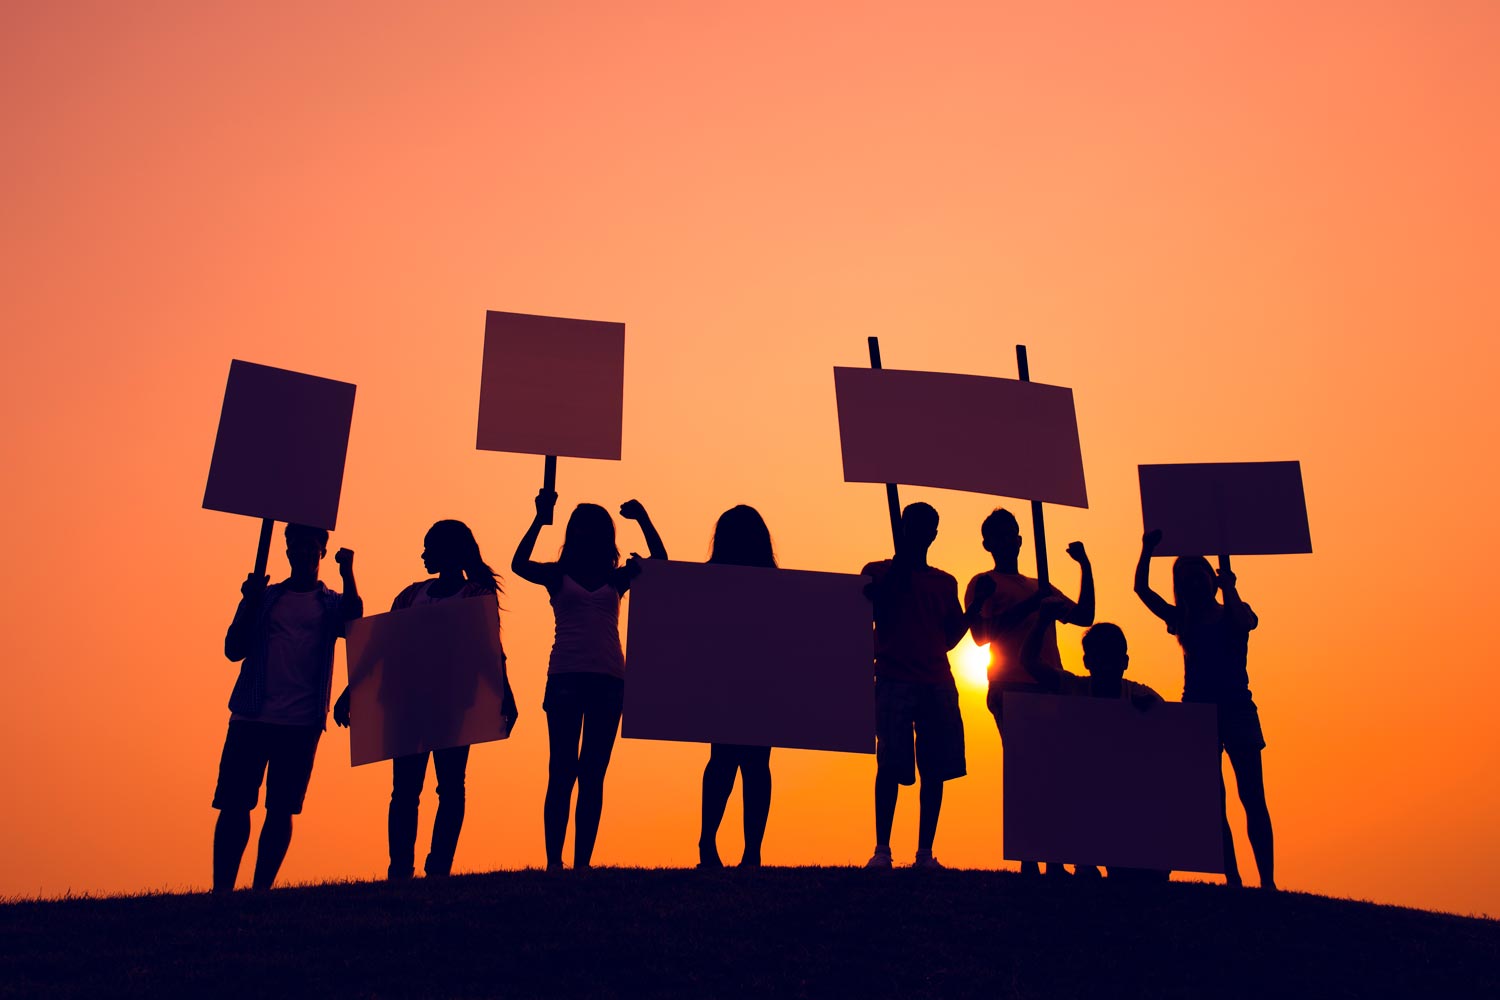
833,367,1088,507
476,310,625,461
1002,692,1223,873
623,560,875,754
1139,461,1311,556
344,596,510,766
202,360,356,529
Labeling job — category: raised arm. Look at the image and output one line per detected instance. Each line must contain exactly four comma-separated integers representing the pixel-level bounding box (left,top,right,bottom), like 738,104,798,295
511,490,562,588
1133,529,1178,629
1063,541,1095,627
1217,564,1259,631
619,499,667,560
334,548,363,626
224,572,267,662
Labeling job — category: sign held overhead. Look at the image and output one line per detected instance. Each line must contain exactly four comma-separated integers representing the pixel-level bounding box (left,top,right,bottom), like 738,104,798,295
833,367,1088,507
477,310,625,461
1139,461,1311,557
203,360,356,530
623,560,875,754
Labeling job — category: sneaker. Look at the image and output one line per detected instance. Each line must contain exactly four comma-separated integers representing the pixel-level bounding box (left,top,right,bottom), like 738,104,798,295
864,846,893,869
912,851,945,870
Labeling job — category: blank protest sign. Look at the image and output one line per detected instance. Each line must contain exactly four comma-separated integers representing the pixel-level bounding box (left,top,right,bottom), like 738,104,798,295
1003,692,1223,873
1139,461,1311,556
477,310,625,460
202,360,356,529
623,560,874,754
345,596,510,766
833,367,1088,507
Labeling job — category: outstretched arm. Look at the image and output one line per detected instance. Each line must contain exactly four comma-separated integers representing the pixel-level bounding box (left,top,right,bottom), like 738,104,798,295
1218,565,1259,631
1062,541,1095,627
512,490,562,588
334,548,363,626
224,573,267,662
1134,529,1178,629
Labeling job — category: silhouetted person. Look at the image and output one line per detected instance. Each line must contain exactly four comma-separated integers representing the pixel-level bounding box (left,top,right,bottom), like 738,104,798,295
1021,607,1168,882
862,502,986,869
965,509,1094,876
1136,529,1275,890
697,505,778,870
335,520,512,880
214,523,361,893
513,492,667,870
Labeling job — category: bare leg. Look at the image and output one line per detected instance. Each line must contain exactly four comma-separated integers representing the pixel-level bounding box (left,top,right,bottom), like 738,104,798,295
1228,747,1275,889
874,772,899,849
213,810,251,894
739,748,772,867
699,745,737,868
544,708,583,869
252,811,293,890
572,698,622,868
1220,760,1243,887
917,780,944,852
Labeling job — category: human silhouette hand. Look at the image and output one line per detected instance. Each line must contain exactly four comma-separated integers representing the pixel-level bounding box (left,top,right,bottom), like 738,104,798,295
1066,541,1089,563
535,489,558,522
333,688,351,728
623,552,644,580
241,573,268,600
1141,529,1162,551
1131,691,1160,712
334,548,355,574
1217,567,1237,591
970,574,998,606
619,499,647,521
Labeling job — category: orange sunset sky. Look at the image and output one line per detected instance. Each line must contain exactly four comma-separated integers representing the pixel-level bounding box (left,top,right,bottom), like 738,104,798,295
2,2,1497,916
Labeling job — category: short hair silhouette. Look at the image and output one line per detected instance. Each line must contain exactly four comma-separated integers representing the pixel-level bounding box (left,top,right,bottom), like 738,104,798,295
560,503,619,574
284,523,329,550
708,505,777,568
900,502,939,548
1081,622,1128,669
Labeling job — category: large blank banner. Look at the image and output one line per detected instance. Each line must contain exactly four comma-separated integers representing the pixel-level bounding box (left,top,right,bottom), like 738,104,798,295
623,560,875,754
1003,692,1223,873
202,360,357,529
344,596,510,766
1139,461,1311,556
833,367,1088,507
477,310,625,460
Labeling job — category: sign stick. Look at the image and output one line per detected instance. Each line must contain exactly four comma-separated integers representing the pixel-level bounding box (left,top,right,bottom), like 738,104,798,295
867,337,902,550
1015,345,1050,591
541,455,557,525
252,517,275,579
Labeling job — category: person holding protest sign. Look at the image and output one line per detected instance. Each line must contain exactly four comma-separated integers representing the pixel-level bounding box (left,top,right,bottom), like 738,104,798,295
965,509,1094,875
862,502,988,870
1135,529,1275,890
214,523,362,893
513,491,668,871
697,505,779,870
1020,605,1168,881
333,520,513,881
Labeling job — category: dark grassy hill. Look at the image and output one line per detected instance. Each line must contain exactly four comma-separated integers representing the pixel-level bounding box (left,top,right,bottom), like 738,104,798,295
3,868,1496,998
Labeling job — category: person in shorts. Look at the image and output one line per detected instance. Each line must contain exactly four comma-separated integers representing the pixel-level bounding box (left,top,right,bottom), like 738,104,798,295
862,503,987,870
213,523,361,893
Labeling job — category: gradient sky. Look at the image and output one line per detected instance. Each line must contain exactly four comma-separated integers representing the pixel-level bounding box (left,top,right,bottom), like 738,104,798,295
2,1,1497,915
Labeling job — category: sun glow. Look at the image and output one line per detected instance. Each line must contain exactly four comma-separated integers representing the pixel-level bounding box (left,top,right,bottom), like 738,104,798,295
952,636,991,689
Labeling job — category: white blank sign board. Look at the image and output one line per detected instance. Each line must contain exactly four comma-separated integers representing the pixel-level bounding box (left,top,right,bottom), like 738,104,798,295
1139,461,1311,556
1003,692,1223,873
477,310,625,460
623,560,875,754
833,367,1088,507
345,596,510,766
202,360,356,529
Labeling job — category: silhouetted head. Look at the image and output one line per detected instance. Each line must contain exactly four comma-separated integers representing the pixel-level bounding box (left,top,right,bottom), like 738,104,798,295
423,520,500,592
709,505,777,569
1172,556,1217,606
1081,622,1129,680
560,503,619,575
284,524,328,577
897,502,939,560
981,508,1022,560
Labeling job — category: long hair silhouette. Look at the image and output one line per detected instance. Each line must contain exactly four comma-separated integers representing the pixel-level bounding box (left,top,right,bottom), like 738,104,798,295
708,505,777,569
426,519,501,594
559,504,619,577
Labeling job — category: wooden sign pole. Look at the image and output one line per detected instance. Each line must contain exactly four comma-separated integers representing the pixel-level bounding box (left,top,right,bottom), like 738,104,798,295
542,455,557,525
867,337,903,552
1015,345,1050,591
252,517,275,579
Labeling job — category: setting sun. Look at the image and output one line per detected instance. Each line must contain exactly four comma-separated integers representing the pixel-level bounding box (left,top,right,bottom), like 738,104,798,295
951,636,991,690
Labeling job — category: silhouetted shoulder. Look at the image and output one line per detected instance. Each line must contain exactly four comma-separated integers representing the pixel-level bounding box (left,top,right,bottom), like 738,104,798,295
861,559,891,577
